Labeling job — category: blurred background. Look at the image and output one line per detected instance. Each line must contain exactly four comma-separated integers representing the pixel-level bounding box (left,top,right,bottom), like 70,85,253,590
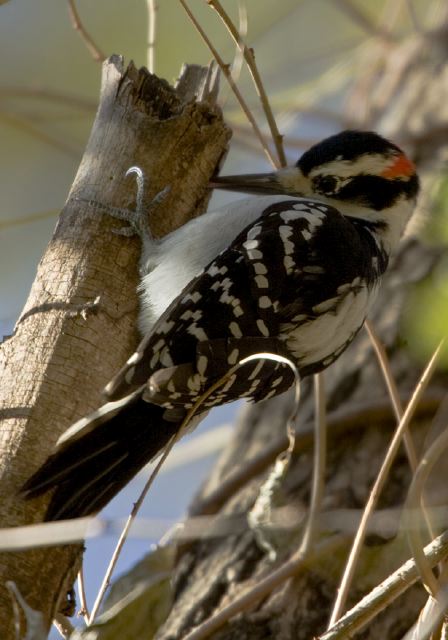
0,0,445,634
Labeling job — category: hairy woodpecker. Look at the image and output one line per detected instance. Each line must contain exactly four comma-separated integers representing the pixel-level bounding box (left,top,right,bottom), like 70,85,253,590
22,130,419,520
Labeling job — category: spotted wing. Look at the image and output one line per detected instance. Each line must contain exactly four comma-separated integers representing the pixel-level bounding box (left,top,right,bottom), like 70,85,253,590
106,199,367,413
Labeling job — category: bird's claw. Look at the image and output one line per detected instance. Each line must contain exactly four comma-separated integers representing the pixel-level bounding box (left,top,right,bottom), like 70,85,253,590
122,167,170,243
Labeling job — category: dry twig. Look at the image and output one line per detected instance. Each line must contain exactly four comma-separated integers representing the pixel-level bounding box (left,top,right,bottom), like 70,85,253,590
191,390,444,518
0,110,80,157
76,566,90,624
67,0,105,63
207,0,286,167
147,0,158,73
319,530,448,640
329,0,395,42
404,417,448,598
53,613,75,639
89,426,182,622
90,352,300,622
328,340,445,626
178,0,278,168
300,373,327,553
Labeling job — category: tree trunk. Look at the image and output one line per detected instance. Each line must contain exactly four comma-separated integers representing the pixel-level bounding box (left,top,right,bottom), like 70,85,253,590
0,56,230,638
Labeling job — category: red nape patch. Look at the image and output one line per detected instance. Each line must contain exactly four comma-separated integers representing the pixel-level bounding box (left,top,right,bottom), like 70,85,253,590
381,153,416,178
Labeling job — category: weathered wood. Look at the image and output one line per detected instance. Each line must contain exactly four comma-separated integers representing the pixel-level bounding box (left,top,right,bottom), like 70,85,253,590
0,56,230,637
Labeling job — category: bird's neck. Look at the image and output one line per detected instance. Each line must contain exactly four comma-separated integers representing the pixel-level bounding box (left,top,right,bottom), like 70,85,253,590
339,197,414,256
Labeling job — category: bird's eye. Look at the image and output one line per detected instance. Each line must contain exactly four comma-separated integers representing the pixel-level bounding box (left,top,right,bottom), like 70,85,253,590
314,175,339,195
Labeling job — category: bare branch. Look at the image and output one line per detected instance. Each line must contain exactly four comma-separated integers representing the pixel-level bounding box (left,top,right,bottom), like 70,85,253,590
67,0,106,63
328,340,446,626
405,0,424,33
404,418,448,597
329,0,395,42
0,209,58,231
319,530,448,640
300,373,327,553
208,0,287,167
178,0,278,168
0,110,80,157
191,390,444,518
147,0,158,73
76,566,90,624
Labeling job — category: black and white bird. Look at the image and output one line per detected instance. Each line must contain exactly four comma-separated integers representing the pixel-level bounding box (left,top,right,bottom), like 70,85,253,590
22,130,419,520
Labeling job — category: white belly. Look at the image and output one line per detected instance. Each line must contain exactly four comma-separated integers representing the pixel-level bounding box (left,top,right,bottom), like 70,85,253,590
283,283,379,369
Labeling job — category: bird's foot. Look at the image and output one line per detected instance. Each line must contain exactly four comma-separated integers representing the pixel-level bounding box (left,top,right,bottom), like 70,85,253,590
111,167,170,242
74,167,170,244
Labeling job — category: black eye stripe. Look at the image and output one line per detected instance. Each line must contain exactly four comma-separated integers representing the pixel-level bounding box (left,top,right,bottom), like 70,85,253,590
331,174,419,210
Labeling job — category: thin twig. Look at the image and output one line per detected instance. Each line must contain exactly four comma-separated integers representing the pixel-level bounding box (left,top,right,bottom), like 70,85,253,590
207,0,286,167
147,0,158,73
318,530,448,640
178,0,278,168
77,564,90,623
89,426,181,622
380,0,407,28
218,0,247,110
365,322,406,435
90,351,298,622
53,613,75,639
300,373,327,553
407,565,448,640
247,353,299,559
0,209,58,230
366,320,437,539
328,340,445,627
366,318,419,478
404,420,448,597
0,110,80,157
183,535,347,640
191,390,444,518
405,0,424,33
0,86,97,110
329,0,395,42
67,0,105,63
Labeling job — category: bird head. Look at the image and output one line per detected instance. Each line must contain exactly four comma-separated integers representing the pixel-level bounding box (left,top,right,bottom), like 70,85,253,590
211,130,420,250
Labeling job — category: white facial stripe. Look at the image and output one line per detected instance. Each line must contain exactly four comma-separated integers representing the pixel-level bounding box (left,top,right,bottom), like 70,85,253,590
309,153,395,180
277,167,308,193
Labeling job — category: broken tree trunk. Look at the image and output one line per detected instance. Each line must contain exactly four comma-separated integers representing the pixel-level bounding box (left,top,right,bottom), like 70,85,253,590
0,55,230,637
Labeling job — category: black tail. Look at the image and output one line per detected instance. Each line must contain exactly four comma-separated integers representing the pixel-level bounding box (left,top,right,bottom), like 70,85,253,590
21,397,180,521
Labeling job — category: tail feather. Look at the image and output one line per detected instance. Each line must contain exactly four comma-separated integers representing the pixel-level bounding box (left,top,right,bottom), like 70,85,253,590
21,397,180,521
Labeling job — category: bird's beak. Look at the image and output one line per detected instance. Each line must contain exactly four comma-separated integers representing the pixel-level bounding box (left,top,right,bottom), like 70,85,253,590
210,168,308,197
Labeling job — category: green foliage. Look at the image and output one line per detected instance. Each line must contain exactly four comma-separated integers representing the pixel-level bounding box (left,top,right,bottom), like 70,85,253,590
404,178,448,366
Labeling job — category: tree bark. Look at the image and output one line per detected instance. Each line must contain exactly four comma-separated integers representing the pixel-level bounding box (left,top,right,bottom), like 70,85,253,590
0,56,230,637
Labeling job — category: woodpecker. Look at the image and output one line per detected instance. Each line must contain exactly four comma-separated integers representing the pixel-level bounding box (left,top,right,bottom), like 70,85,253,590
22,130,419,520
